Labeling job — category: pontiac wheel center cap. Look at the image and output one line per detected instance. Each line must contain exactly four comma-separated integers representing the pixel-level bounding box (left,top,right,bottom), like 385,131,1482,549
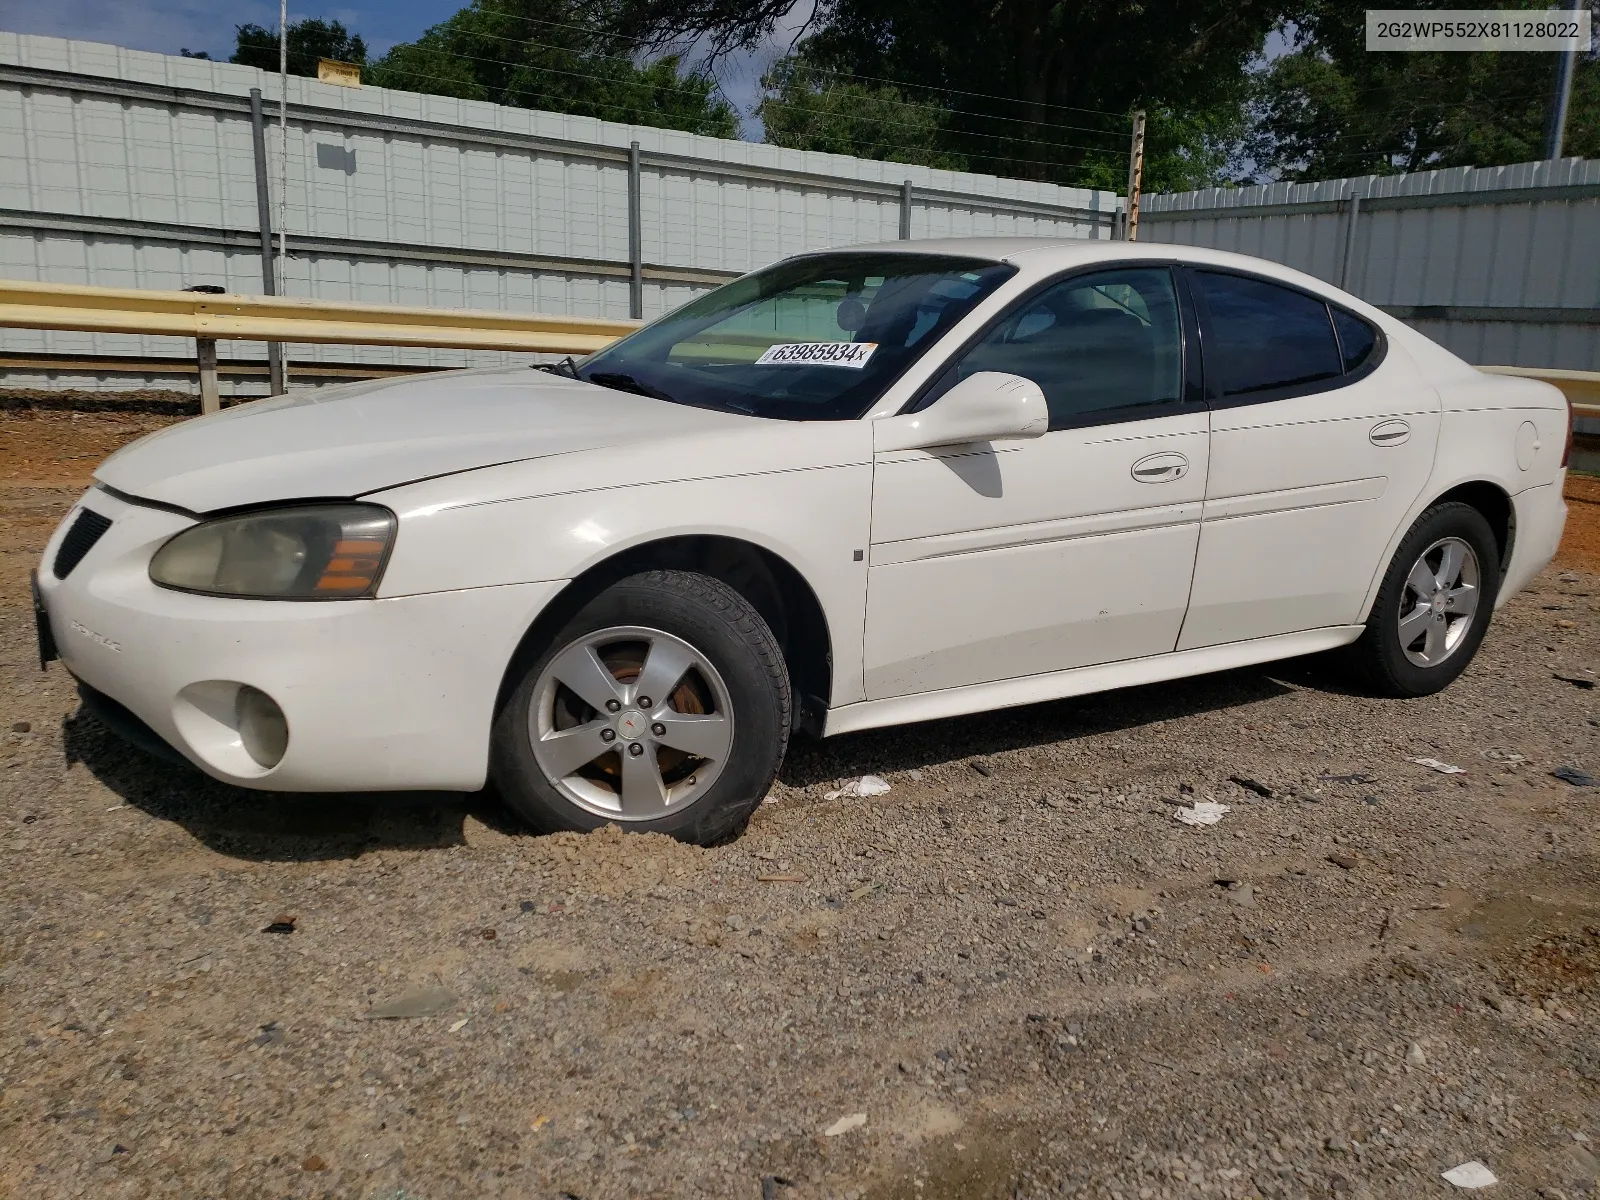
616,710,647,740
1431,593,1447,615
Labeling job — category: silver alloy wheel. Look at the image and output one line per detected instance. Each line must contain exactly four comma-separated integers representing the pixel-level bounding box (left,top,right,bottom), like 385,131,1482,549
1398,536,1481,668
528,625,735,820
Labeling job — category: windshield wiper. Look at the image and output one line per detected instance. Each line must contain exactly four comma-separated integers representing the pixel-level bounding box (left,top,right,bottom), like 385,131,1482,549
532,355,581,378
586,371,678,403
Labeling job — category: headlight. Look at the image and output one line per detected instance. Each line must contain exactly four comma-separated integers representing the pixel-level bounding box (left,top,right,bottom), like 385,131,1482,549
149,504,396,599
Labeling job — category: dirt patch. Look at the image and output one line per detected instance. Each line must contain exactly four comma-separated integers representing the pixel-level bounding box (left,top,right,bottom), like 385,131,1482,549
1455,856,1600,1008
0,406,179,489
1561,472,1600,571
1504,923,1600,998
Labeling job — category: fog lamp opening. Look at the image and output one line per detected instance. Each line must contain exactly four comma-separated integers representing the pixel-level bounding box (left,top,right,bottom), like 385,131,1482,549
236,685,289,768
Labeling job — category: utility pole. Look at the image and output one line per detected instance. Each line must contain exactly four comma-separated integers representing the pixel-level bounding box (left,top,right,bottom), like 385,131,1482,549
278,0,291,391
1543,0,1584,159
1123,110,1147,241
248,88,285,396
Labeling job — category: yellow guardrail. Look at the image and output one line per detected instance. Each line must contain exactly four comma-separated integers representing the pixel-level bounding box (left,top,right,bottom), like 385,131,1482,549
1480,366,1600,417
0,278,643,413
0,278,641,351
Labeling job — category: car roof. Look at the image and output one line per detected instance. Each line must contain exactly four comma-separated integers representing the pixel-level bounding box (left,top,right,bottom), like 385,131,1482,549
819,236,1298,274
814,236,1394,311
825,236,1105,263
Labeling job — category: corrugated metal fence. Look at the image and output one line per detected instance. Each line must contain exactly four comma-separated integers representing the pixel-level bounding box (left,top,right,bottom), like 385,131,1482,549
0,33,1120,393
1144,159,1600,372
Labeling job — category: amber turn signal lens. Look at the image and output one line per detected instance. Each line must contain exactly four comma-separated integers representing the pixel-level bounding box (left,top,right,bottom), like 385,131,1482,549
314,539,386,592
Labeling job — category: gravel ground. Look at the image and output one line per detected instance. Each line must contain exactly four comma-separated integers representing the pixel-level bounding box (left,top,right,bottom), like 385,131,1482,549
1,408,1597,1200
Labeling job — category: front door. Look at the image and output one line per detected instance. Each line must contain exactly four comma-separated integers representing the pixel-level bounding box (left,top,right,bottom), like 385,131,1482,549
1178,268,1441,650
863,265,1210,700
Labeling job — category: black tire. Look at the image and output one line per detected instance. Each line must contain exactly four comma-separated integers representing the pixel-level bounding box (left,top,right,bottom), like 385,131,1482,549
1346,501,1502,697
490,569,791,845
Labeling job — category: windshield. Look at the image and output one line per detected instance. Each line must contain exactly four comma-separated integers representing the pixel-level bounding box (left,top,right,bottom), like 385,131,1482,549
576,252,1017,421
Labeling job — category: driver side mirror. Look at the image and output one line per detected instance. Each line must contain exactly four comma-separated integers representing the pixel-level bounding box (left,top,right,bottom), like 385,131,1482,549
875,371,1049,452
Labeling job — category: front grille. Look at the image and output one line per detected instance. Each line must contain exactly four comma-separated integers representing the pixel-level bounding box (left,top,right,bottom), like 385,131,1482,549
53,508,113,579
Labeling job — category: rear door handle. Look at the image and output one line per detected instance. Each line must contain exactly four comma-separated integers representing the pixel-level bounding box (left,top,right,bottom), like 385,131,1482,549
1131,451,1189,483
1369,419,1411,447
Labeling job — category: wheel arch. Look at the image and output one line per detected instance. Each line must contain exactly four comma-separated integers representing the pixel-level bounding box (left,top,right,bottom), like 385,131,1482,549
1357,476,1517,623
1429,479,1515,572
493,534,835,734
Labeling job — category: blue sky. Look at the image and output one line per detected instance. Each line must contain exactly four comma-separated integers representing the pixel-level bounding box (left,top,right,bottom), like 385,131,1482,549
4,1,497,60
0,0,803,136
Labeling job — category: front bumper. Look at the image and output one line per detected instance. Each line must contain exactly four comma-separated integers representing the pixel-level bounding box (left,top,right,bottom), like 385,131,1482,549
37,488,564,792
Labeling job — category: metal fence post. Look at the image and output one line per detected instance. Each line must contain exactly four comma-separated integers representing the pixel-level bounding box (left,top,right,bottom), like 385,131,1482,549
196,337,220,415
627,141,643,320
249,87,285,396
899,180,913,239
1339,191,1363,291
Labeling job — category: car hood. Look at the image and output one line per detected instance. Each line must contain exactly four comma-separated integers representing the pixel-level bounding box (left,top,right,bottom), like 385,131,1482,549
93,368,752,513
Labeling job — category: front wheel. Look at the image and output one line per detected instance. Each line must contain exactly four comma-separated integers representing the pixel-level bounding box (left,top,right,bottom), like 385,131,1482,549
490,570,791,845
1346,501,1502,697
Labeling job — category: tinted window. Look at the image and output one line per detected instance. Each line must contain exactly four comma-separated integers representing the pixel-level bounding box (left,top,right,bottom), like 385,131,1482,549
1197,271,1342,398
1331,308,1379,373
577,253,1015,421
943,267,1184,428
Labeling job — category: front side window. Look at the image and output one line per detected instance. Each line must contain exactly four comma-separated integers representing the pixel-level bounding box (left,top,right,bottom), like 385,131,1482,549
576,253,1016,421
1196,271,1344,398
931,266,1185,429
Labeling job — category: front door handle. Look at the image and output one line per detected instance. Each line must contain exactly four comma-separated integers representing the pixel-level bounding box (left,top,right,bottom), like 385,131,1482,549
1131,451,1189,483
1369,419,1411,447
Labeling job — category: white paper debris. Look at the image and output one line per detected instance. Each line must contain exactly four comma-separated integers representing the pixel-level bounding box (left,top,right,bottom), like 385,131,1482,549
825,775,892,801
1408,757,1466,774
823,1112,868,1137
1441,1160,1497,1188
448,1018,469,1033
1173,801,1231,827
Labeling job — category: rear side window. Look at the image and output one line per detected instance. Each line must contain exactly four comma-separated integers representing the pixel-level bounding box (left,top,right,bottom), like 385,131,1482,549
1196,271,1342,398
1331,307,1379,372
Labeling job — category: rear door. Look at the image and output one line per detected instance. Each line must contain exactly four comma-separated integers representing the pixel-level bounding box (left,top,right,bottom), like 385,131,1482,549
1178,268,1441,650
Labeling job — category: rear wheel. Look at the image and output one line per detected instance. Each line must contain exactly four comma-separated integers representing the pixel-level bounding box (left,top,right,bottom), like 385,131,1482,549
1346,502,1501,697
490,570,790,845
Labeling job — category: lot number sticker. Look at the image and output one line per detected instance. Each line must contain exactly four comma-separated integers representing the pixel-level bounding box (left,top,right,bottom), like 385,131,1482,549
755,342,878,368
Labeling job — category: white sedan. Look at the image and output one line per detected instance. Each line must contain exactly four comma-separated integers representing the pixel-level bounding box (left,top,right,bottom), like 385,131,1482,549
35,240,1570,844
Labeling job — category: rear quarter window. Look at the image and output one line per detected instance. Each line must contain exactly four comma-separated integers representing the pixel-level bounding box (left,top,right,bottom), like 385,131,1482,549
1331,308,1380,373
1196,270,1343,398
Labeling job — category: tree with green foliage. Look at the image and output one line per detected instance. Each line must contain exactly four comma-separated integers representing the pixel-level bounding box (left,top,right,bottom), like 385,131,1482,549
366,0,737,137
606,0,1284,188
1250,0,1599,181
229,19,368,75
756,56,966,169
